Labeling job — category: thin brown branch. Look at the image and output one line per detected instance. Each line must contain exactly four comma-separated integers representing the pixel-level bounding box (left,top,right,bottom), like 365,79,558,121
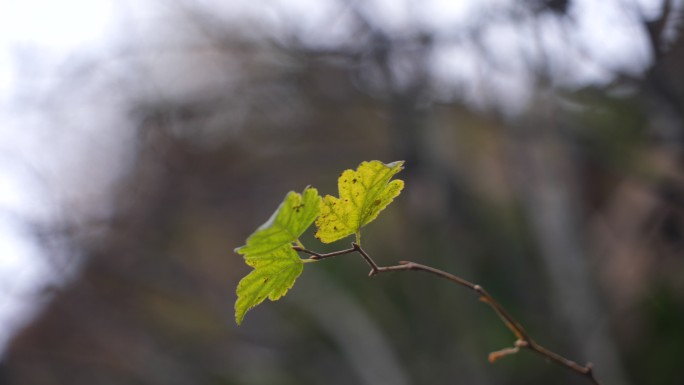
293,245,356,260
377,262,531,341
373,260,601,385
352,242,380,274
525,342,599,385
297,242,603,385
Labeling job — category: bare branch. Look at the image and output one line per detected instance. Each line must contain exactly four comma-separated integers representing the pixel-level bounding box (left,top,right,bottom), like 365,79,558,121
292,245,356,261
296,242,603,385
352,242,379,275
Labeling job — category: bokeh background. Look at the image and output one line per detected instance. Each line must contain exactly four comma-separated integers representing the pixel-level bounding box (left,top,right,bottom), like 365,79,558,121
2,1,684,384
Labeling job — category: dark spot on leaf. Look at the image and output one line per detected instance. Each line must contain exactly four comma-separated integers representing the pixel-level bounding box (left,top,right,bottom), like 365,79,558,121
334,226,338,230
352,178,357,183
263,278,269,283
373,199,381,206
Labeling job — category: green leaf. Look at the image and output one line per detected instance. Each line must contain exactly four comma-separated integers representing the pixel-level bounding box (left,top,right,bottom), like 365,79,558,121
315,160,404,243
236,187,321,263
235,245,303,325
234,187,319,325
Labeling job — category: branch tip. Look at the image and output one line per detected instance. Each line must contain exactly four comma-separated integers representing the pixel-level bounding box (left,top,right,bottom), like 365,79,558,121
488,346,520,363
585,362,594,375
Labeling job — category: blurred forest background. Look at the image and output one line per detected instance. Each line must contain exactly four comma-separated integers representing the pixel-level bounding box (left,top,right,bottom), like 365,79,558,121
2,0,684,384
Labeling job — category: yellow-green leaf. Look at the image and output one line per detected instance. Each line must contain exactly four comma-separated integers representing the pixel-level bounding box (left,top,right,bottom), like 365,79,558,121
236,187,320,264
315,160,404,243
235,245,303,325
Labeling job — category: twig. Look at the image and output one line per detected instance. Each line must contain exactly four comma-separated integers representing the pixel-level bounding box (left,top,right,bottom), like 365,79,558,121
352,242,379,274
293,245,356,260
293,243,603,385
374,261,600,385
375,262,530,341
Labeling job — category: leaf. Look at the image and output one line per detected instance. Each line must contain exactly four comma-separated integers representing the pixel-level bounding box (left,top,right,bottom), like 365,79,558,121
315,160,404,243
236,187,321,263
234,187,319,324
235,245,303,325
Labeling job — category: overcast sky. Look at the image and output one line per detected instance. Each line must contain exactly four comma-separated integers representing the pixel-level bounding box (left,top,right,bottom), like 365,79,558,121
0,0,676,356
